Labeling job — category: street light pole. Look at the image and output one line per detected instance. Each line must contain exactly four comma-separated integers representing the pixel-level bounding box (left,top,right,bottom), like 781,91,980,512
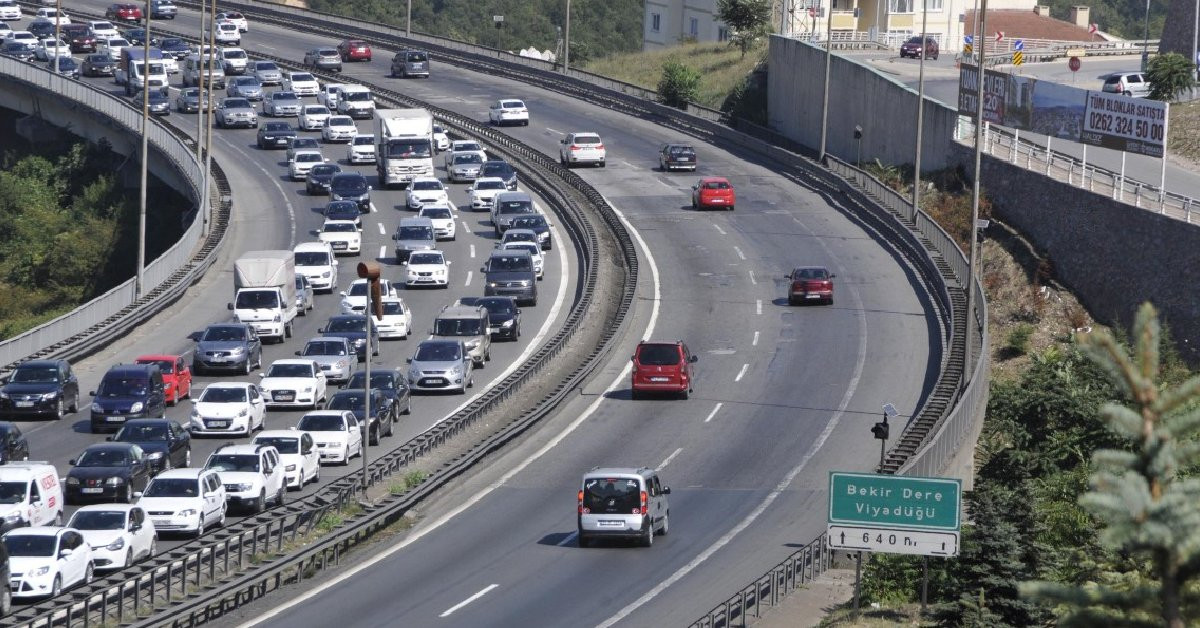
202,1,216,239
965,0,988,381
818,0,834,161
1142,0,1151,70
563,0,571,71
1193,0,1198,80
53,0,61,73
136,0,152,298
356,262,382,497
406,0,412,38
913,0,930,217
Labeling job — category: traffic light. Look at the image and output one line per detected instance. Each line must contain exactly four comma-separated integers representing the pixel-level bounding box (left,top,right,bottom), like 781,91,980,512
356,261,383,320
871,420,889,441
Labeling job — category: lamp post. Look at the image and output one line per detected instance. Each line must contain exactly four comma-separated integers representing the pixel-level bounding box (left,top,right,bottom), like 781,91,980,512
1193,0,1198,81
356,262,383,496
913,0,930,217
1141,0,1151,70
563,0,571,71
136,0,152,298
202,1,217,240
965,0,988,381
406,0,412,38
53,0,61,73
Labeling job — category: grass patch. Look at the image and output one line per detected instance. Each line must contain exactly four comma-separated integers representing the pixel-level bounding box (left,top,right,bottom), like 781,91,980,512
582,41,767,110
1168,99,1200,163
389,469,428,495
816,602,924,626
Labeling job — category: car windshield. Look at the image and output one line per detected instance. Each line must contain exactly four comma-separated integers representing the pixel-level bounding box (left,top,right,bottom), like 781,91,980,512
479,299,515,314
347,282,369,297
583,477,641,513
272,92,297,101
223,98,250,109
199,387,247,403
353,136,374,146
455,142,482,152
702,180,731,190
295,251,330,266
143,477,198,497
225,50,247,59
291,72,314,82
296,154,323,164
381,301,405,315
291,138,318,149
489,255,530,271
97,377,148,398
505,244,539,256
421,207,452,220
481,164,513,177
906,36,923,44
408,252,443,266
501,100,524,109
206,454,259,473
202,326,246,342
398,226,432,240
0,482,27,504
135,359,174,374
512,216,547,229
497,200,533,215
267,363,312,378
298,414,343,431
257,62,278,71
310,165,339,176
10,366,58,383
324,222,356,232
414,343,461,362
453,154,483,165
331,176,367,194
434,319,482,336
76,449,131,467
344,91,371,102
161,38,183,47
114,423,168,442
304,106,329,115
235,291,280,309
407,52,427,62
303,341,346,356
504,232,536,243
573,134,601,145
348,372,397,390
328,116,353,127
68,510,126,530
326,318,365,333
255,437,298,454
638,344,681,366
412,180,442,191
386,139,431,159
4,535,56,557
476,180,505,191
668,145,694,156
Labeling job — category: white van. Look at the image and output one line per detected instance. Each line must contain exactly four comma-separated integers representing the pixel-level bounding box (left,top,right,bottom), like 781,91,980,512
293,241,338,292
0,462,64,533
336,84,375,119
577,466,670,547
183,53,225,89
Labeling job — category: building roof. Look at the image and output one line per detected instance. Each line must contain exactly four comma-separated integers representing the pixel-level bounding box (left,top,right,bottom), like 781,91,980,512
965,10,1105,42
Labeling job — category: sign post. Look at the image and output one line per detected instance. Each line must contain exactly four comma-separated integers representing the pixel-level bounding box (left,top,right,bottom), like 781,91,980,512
1068,54,1081,83
1012,39,1023,66
493,15,504,51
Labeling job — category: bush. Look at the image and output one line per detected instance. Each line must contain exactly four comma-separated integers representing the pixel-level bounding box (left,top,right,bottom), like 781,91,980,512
657,59,701,109
1004,323,1035,357
1146,52,1196,101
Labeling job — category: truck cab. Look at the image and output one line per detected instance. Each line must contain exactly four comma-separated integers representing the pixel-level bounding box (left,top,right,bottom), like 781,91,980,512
116,49,168,95
374,108,434,188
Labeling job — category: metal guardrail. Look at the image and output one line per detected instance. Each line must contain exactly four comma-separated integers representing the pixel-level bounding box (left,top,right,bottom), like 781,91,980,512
0,56,226,373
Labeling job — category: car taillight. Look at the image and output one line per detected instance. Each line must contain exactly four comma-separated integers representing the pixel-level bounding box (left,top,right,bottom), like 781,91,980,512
792,281,803,290
569,145,579,151
595,144,604,150
640,490,648,515
578,490,585,514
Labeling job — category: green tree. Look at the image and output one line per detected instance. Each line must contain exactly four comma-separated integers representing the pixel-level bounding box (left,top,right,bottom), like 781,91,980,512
716,0,772,57
1023,303,1200,627
657,59,702,108
1146,52,1196,101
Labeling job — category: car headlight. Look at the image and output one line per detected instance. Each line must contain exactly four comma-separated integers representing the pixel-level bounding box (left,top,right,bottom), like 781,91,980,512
0,391,8,399
537,232,549,240
354,339,365,347
3,513,22,523
408,369,420,380
285,464,296,472
302,386,313,392
106,477,126,485
32,566,50,577
450,366,463,376
336,359,349,369
487,282,498,288
465,340,480,349
321,271,331,278
146,451,164,460
340,300,353,310
66,477,80,485
191,408,200,418
238,408,249,417
178,508,198,517
41,391,58,400
92,403,104,413
130,402,144,413
273,313,282,322
500,320,514,328
106,537,126,551
229,346,246,356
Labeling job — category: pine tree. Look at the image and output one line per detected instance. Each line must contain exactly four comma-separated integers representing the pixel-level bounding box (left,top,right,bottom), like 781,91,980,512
1022,303,1200,627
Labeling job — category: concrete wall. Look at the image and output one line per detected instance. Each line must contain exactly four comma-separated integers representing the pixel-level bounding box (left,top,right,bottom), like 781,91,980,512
767,34,959,173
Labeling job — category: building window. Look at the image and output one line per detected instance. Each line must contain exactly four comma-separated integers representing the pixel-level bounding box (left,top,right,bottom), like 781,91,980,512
718,26,730,41
651,13,661,32
923,0,943,10
689,17,699,36
888,0,913,12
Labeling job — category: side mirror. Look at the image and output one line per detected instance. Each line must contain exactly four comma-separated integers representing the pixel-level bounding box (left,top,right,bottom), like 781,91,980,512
133,491,143,499
88,390,96,396
480,267,486,273
68,459,76,466
258,373,265,377
405,357,412,363
662,486,671,494
367,185,372,191
631,355,636,361
318,328,326,333
339,291,348,297
690,355,699,363
294,350,302,356
59,548,74,559
130,522,142,532
227,303,234,310
188,331,202,341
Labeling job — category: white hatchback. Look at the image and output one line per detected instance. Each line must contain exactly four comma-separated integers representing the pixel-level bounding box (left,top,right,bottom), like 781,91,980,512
189,382,266,436
322,115,358,143
347,134,375,164
405,250,449,288
377,297,413,339
283,71,320,96
418,204,457,241
253,430,320,489
405,176,448,210
88,20,119,40
3,527,93,599
298,105,331,131
296,410,362,465
137,469,225,536
468,177,507,211
317,220,361,255
289,150,327,180
67,504,157,571
293,241,339,291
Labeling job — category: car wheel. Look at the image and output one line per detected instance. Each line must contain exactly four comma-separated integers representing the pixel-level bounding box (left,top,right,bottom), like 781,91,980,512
578,532,591,548
124,549,134,569
276,487,285,507
294,471,304,491
312,464,321,482
403,400,411,415
162,454,172,471
69,392,79,413
1,576,11,616
148,538,157,559
631,389,641,400
369,425,379,446
55,398,65,420
679,388,690,400
54,511,64,526
285,320,293,339
600,161,606,168
51,575,62,598
242,358,251,376
121,485,133,504
184,449,192,467
255,351,263,370
255,490,266,514
660,512,669,536
641,522,654,547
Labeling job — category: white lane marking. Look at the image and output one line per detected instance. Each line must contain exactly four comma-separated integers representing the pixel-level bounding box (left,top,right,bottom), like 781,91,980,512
620,160,636,169
734,246,746,260
439,584,499,618
545,126,563,135
704,403,723,423
464,270,473,287
595,279,870,628
448,199,458,212
756,299,763,315
556,531,579,547
469,244,476,258
748,270,756,285
658,448,683,470
376,223,385,235
216,138,296,246
713,224,726,235
461,221,472,234
378,246,386,260
239,194,659,628
752,331,760,346
734,364,748,382
369,202,378,213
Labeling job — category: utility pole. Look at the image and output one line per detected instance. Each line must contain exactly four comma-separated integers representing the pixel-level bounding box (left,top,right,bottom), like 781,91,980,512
818,1,834,161
196,0,207,235
965,0,988,379
53,0,61,73
1141,0,1151,70
406,0,412,38
912,0,930,218
136,0,152,298
563,0,571,71
357,262,383,496
202,0,216,240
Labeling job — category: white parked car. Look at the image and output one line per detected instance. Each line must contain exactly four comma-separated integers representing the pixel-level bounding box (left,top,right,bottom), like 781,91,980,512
298,104,332,131
283,71,319,96
432,124,449,151
501,241,544,280
289,150,327,180
259,359,327,409
67,505,156,572
189,382,266,436
136,468,226,536
340,278,395,314
418,204,456,241
559,132,607,168
253,430,319,490
404,250,449,288
322,115,357,143
88,20,119,40
405,176,448,210
204,444,285,513
376,297,413,339
488,98,529,126
468,177,507,211
296,410,362,465
3,527,93,599
347,134,375,164
317,220,361,255
317,82,343,109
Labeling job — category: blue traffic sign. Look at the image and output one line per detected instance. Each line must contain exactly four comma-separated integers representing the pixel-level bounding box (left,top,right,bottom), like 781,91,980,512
1014,39,1024,51
964,35,973,44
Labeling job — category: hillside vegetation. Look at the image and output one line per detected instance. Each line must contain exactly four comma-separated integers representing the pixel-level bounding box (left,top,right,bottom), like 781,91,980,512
1042,0,1167,40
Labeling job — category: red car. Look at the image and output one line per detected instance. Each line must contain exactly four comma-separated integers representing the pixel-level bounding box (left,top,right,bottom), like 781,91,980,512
691,176,735,211
105,3,143,22
133,354,192,405
337,39,372,62
630,341,698,400
786,266,835,305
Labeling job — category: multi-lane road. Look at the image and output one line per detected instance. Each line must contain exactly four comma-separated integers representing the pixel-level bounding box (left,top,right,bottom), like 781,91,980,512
7,4,942,624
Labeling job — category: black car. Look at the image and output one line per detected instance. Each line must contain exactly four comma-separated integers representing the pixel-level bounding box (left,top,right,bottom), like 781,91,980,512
0,359,80,420
123,28,156,46
658,143,697,171
0,422,30,465
460,296,522,341
325,389,393,445
66,443,152,504
158,37,190,59
305,163,342,195
345,369,411,418
329,172,371,211
47,56,80,78
479,160,518,191
323,200,361,226
257,121,297,149
27,19,55,38
131,88,170,115
82,52,117,76
509,215,553,251
1,41,35,62
320,315,380,361
60,24,96,53
107,418,191,472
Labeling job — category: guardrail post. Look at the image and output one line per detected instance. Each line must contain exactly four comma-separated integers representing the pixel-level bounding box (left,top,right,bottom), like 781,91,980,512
1188,199,1193,224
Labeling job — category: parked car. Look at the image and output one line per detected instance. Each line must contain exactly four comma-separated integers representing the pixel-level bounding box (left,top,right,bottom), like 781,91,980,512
0,359,79,420
786,266,835,305
107,418,191,472
899,35,939,59
691,176,735,210
630,340,697,399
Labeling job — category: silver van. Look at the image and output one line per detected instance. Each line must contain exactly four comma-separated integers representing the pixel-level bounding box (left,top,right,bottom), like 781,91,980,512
431,304,490,367
183,53,225,89
577,467,670,547
390,49,429,78
490,191,535,235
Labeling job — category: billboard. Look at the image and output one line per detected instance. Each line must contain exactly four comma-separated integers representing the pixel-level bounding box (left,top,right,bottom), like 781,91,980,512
957,65,1166,158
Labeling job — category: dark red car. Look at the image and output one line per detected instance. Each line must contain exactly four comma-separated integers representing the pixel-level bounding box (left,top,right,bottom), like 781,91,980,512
337,39,372,62
105,3,143,22
61,24,96,53
786,266,835,305
691,176,735,211
899,35,938,60
133,354,192,405
630,341,698,400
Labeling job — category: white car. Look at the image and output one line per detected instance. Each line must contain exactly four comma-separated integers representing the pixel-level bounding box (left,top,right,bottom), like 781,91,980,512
340,278,396,315
347,134,375,164
207,22,240,45
418,204,456,241
0,22,11,38
136,468,226,536
216,11,248,32
160,55,179,74
298,104,331,131
317,220,361,255
3,527,93,599
283,71,319,96
252,60,283,85
189,382,266,436
219,47,248,74
468,177,507,211
290,150,327,180
0,1,20,20
488,98,529,126
322,115,357,143
445,140,487,166
404,250,449,288
34,7,69,25
6,30,35,45
559,132,607,168
294,241,338,291
296,410,362,465
501,241,544,280
259,359,327,409
377,297,413,339
99,37,130,57
405,176,448,210
34,37,69,61
432,124,449,151
204,444,285,513
253,430,319,489
67,505,157,572
88,20,119,40
317,83,343,109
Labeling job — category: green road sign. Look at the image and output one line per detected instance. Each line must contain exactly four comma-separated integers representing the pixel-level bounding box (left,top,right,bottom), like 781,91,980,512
828,472,961,531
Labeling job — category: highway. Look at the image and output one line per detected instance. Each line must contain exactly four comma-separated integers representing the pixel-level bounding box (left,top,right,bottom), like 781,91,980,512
9,4,940,624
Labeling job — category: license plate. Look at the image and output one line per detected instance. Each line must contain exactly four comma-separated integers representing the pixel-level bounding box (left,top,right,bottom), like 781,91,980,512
14,401,33,408
274,139,287,145
650,377,669,382
332,242,347,249
208,421,228,428
107,416,125,422
679,157,691,162
806,294,821,299
598,520,623,528
711,198,726,203
425,378,446,385
81,488,103,494
275,394,295,401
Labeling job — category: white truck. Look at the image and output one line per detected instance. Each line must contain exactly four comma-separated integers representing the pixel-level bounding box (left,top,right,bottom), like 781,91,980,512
116,48,169,95
374,108,435,189
229,251,297,342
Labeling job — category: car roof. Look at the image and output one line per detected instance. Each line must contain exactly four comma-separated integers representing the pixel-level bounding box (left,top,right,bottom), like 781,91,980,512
203,381,254,389
153,468,207,479
10,526,66,536
102,363,157,376
307,336,350,344
80,442,138,453
700,176,730,184
584,467,654,479
135,354,181,362
295,241,333,252
267,358,317,367
17,359,63,368
73,503,139,513
489,249,531,258
255,430,302,439
211,443,269,455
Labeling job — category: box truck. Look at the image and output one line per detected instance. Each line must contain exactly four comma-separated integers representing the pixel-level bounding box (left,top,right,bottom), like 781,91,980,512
116,48,168,95
374,108,434,188
229,251,297,342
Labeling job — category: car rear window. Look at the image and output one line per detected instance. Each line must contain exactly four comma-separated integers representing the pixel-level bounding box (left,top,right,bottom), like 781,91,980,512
637,344,681,366
582,477,641,514
574,135,601,145
702,181,731,190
